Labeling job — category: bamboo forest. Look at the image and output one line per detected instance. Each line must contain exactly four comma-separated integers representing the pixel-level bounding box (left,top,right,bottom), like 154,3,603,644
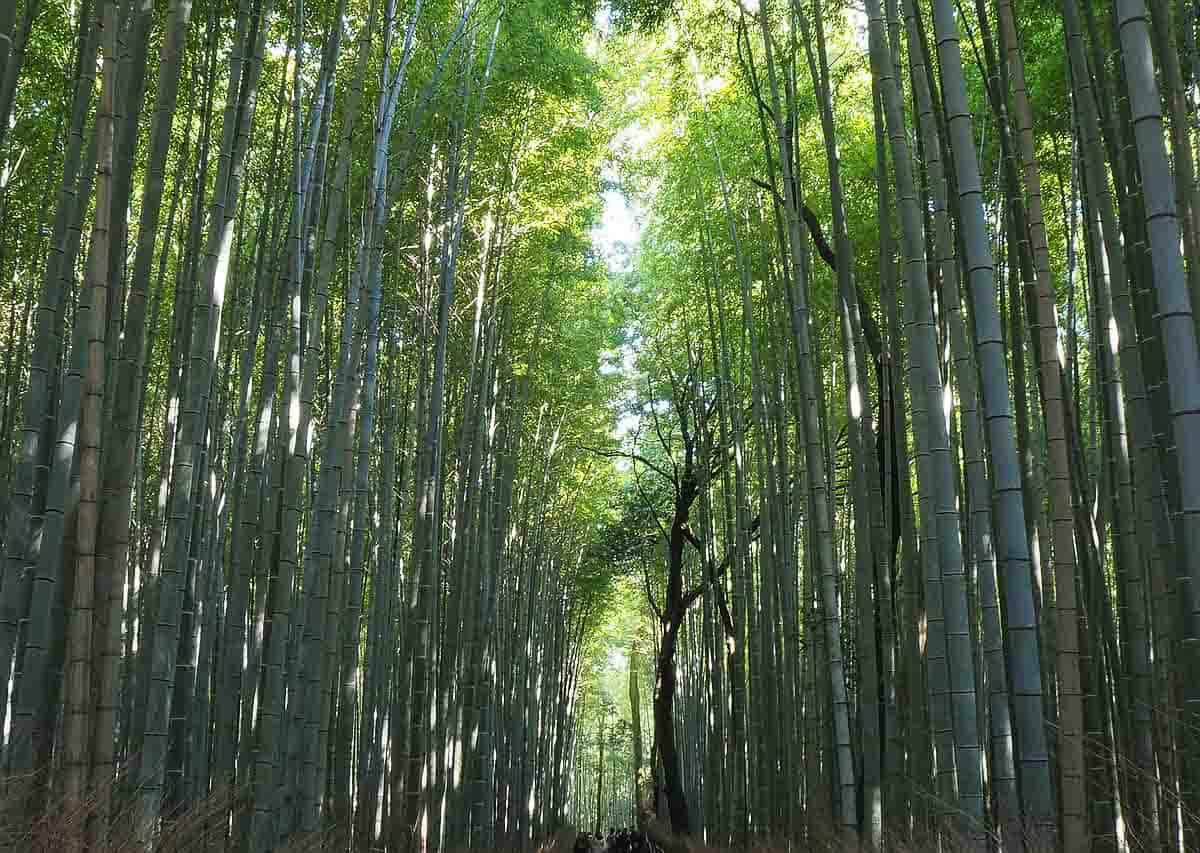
6,0,1200,849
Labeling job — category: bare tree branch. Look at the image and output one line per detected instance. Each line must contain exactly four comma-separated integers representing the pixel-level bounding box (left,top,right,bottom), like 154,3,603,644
632,463,671,548
645,377,678,485
682,548,734,609
576,443,675,485
678,525,736,608
642,558,663,622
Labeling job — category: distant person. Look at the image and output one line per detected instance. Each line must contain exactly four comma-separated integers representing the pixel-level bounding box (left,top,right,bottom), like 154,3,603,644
615,828,631,853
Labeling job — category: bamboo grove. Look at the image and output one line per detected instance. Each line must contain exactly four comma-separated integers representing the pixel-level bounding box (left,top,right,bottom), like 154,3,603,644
0,0,627,848
4,0,1200,850
561,0,1200,849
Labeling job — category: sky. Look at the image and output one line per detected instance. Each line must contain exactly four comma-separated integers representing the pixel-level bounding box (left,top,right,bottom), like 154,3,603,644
595,184,641,445
587,11,647,446
592,174,641,273
590,162,643,445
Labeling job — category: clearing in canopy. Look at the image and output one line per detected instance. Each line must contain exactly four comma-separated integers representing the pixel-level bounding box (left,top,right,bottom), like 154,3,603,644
2,0,1200,850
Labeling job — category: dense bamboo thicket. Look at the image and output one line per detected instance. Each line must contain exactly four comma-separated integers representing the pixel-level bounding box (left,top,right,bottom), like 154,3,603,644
3,0,1200,850
565,0,1200,850
0,0,621,848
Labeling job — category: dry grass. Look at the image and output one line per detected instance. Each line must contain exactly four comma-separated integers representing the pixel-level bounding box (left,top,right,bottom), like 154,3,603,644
0,775,340,853
0,773,235,852
0,764,1192,853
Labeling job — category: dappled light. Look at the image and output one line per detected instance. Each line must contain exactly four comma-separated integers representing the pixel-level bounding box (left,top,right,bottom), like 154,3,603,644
2,0,1200,850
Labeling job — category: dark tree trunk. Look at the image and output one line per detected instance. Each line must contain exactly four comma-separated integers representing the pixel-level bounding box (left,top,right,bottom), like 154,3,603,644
655,619,690,835
652,472,701,837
